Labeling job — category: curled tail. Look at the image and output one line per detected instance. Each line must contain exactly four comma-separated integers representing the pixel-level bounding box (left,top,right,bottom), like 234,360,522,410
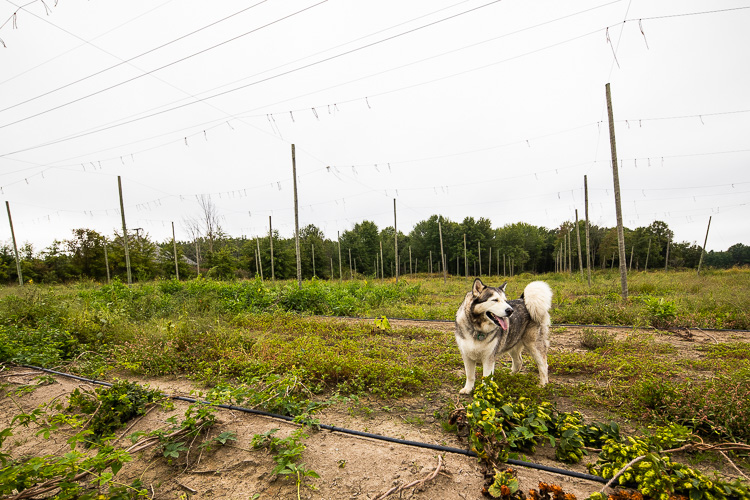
522,281,553,326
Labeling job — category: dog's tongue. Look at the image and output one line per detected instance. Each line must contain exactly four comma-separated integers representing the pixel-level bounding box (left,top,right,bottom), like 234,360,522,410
498,317,509,330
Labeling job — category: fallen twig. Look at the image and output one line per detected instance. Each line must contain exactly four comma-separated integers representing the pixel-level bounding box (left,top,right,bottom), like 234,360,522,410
719,450,749,481
600,455,647,493
373,455,443,500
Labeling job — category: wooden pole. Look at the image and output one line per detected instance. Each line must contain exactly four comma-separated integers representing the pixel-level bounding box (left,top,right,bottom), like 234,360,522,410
478,241,482,276
489,247,492,277
338,231,342,281
172,221,180,280
104,242,111,284
438,219,447,284
379,240,384,281
645,238,651,272
312,243,316,277
409,246,412,276
393,199,399,283
463,234,467,277
584,175,592,287
349,248,353,279
606,83,628,299
567,229,572,274
256,238,263,280
429,250,432,275
697,216,712,276
330,257,333,280
575,210,583,279
291,144,301,287
117,176,132,284
195,239,200,276
503,253,506,276
5,201,23,285
665,236,671,272
629,245,634,271
269,216,275,282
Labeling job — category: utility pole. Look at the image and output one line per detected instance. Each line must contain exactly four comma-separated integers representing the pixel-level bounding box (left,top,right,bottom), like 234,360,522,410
291,144,301,287
584,175,592,286
172,221,180,280
269,216,275,282
697,216,712,276
312,243,316,277
117,176,132,284
104,241,111,284
379,240,384,281
665,235,671,272
463,234,468,277
438,219,446,284
5,202,22,285
394,198,399,283
478,241,482,276
338,231,342,281
645,238,651,272
606,83,628,299
575,210,583,279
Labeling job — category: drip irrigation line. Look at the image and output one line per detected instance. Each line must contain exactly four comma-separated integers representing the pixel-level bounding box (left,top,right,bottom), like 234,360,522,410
311,314,750,333
19,364,607,484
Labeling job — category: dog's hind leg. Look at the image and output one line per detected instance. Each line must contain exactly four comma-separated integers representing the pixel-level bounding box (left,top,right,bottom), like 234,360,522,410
508,344,524,374
459,355,478,394
526,335,549,386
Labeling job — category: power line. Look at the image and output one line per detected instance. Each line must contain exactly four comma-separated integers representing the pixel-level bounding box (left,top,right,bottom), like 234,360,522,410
0,0,269,113
0,0,326,131
0,0,507,156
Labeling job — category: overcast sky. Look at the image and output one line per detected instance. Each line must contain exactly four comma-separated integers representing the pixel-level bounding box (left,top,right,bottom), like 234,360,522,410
1,0,748,253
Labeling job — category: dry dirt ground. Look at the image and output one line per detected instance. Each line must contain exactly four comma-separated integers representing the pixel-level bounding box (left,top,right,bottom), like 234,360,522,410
1,321,747,500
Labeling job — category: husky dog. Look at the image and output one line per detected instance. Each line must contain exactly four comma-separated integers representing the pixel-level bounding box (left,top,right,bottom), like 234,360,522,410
455,278,553,394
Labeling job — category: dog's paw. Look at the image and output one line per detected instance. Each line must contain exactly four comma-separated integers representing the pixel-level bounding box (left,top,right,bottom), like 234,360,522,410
458,386,472,395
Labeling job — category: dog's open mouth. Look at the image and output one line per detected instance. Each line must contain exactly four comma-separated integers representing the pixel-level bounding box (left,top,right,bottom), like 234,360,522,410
487,312,509,330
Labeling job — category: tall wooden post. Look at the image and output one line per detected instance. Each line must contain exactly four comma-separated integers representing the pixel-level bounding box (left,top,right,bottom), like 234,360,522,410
489,247,492,277
195,239,200,275
104,241,111,284
349,248,353,279
312,243,316,277
584,175,592,286
665,236,671,272
697,216,712,276
393,199,399,283
463,234,468,277
645,238,651,272
268,216,275,282
117,176,132,284
172,221,180,280
478,241,482,276
567,229,572,274
330,257,334,280
575,210,583,279
606,83,628,299
291,144,301,287
409,246,412,276
256,238,264,280
438,219,446,284
629,246,634,271
338,231,342,281
5,202,23,285
379,240,384,281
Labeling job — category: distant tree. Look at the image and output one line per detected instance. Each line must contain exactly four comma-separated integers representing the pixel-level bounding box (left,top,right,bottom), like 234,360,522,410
65,229,107,280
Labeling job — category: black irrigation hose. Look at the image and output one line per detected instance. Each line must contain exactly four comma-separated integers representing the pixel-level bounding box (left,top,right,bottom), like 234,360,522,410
19,364,607,484
314,314,750,333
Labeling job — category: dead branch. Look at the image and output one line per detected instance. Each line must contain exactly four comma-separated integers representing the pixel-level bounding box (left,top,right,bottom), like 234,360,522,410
373,455,443,500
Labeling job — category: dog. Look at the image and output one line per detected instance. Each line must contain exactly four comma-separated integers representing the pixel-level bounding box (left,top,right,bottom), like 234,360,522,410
455,278,553,394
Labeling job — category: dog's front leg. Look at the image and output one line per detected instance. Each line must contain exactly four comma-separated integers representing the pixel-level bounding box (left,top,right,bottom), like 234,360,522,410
459,355,477,394
481,355,496,381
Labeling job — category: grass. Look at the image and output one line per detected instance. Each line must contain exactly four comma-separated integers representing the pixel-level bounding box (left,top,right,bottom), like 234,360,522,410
1,270,749,444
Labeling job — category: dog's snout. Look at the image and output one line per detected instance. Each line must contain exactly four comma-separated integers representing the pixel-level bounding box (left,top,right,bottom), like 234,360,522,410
505,307,514,316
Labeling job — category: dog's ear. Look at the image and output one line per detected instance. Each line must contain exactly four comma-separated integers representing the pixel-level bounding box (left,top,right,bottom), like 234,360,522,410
472,278,485,297
497,281,508,294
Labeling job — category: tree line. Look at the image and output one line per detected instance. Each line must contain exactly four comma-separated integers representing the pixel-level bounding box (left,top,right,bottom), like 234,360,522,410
2,215,748,284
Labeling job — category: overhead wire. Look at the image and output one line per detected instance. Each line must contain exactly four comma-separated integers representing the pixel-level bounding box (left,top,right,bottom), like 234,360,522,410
0,0,269,113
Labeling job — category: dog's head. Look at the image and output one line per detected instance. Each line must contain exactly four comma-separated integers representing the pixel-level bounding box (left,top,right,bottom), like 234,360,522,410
469,278,514,333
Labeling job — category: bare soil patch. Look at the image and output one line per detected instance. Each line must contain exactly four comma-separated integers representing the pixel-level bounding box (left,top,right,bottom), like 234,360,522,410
1,321,747,499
